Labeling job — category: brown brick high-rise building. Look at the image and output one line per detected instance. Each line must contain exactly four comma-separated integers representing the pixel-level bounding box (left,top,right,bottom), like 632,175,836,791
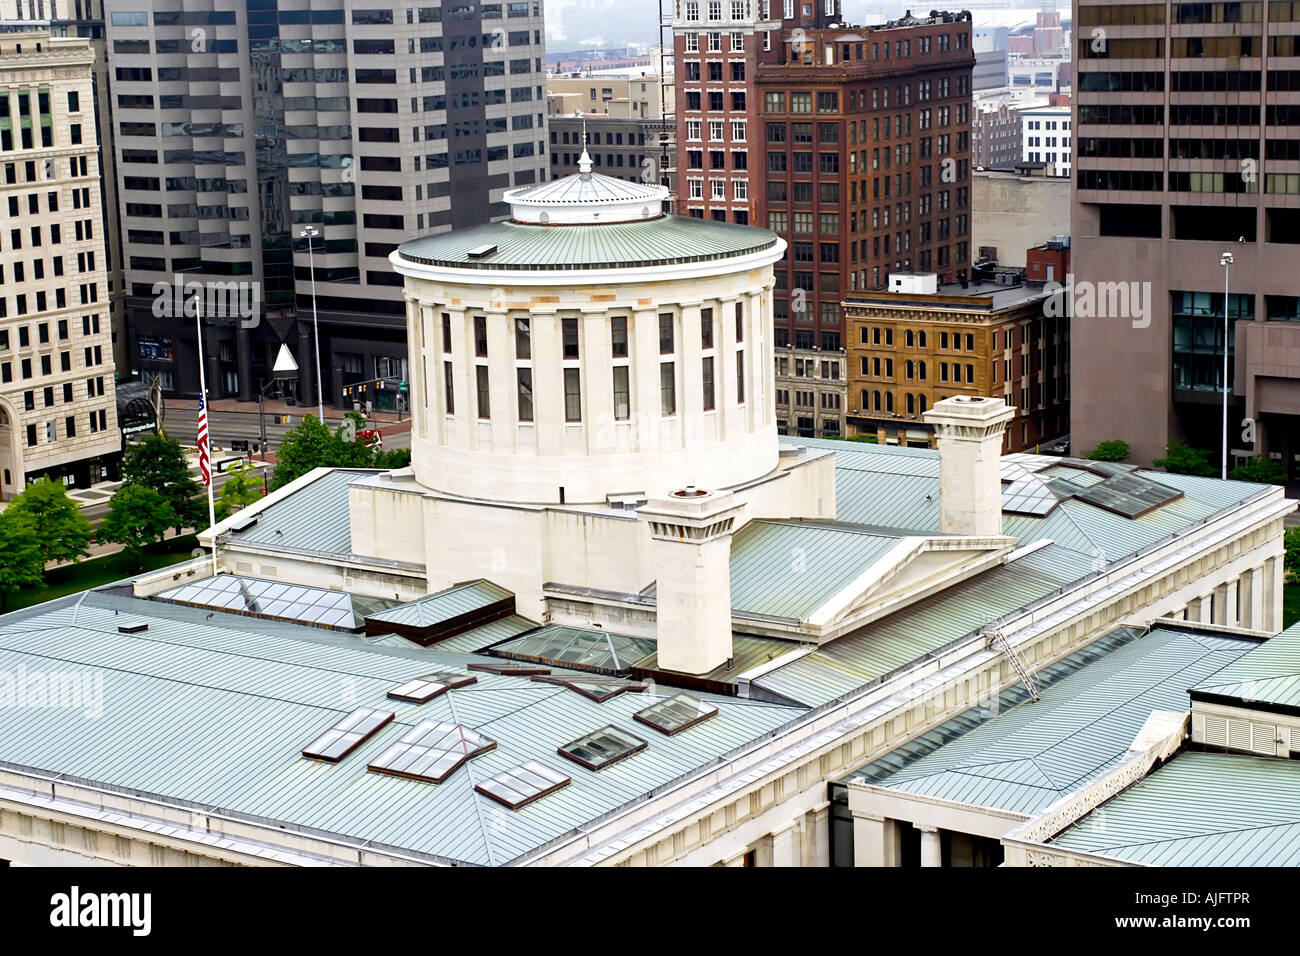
673,5,976,437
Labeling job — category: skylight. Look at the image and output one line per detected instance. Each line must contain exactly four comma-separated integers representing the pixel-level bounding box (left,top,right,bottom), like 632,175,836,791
533,675,647,703
154,573,402,631
387,667,477,704
467,661,552,676
367,720,496,784
558,725,648,771
301,708,394,762
634,693,720,736
1075,472,1183,518
475,761,572,810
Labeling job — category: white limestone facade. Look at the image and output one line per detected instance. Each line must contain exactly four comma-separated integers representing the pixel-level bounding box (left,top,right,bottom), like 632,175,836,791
340,157,836,627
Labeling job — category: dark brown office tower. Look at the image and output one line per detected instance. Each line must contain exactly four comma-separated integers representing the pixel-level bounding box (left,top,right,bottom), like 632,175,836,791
1072,0,1300,478
762,13,975,435
673,5,975,437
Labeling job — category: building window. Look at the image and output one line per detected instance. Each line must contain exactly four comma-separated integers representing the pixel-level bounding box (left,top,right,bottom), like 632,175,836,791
474,315,488,356
611,316,629,357
659,313,675,353
702,356,716,410
562,317,580,359
516,368,534,422
564,367,582,421
444,361,455,414
442,314,452,353
660,362,676,415
736,351,745,403
516,318,531,359
613,366,630,420
701,308,714,349
476,366,491,418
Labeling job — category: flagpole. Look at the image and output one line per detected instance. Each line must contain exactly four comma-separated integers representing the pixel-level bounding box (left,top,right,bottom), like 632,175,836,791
194,293,218,577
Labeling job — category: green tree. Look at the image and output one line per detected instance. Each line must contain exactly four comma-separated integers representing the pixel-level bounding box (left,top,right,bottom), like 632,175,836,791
0,509,44,612
215,460,265,521
97,485,176,570
1153,439,1217,477
1086,439,1131,462
1231,456,1287,485
6,477,92,564
372,448,412,469
270,414,374,490
122,431,204,534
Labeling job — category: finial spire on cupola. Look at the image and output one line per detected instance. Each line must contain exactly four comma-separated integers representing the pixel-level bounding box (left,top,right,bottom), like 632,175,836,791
578,114,593,176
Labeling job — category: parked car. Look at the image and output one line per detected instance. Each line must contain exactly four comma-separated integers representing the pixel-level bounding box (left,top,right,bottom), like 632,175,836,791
1052,440,1070,455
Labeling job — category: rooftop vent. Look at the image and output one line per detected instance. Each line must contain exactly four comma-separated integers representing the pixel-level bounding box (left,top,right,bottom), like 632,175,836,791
466,243,498,259
118,623,149,634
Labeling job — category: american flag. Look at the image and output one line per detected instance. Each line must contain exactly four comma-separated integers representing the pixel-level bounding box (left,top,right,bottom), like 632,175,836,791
197,391,211,488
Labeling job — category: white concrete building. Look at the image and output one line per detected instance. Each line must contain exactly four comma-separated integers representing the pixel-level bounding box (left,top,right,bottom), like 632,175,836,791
1019,104,1071,176
0,160,1294,869
0,26,119,497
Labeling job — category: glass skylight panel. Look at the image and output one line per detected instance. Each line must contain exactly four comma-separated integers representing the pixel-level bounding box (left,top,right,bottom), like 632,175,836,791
475,760,571,809
532,675,647,703
467,661,552,676
1076,473,1183,518
1000,476,1060,516
558,725,649,771
387,676,451,704
387,667,477,703
634,693,720,735
301,707,394,762
367,720,496,783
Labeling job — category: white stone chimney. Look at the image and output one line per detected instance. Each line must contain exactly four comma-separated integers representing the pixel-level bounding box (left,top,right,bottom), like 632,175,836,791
922,396,1016,537
638,487,745,675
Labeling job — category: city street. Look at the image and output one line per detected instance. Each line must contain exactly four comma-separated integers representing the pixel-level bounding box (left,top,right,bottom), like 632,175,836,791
161,399,412,457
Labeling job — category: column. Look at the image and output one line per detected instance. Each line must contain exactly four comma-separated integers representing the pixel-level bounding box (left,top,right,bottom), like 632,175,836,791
1225,577,1239,627
1266,556,1284,634
917,823,942,868
1213,583,1229,625
852,810,900,867
805,803,831,868
1197,593,1214,624
1247,565,1265,631
771,823,798,868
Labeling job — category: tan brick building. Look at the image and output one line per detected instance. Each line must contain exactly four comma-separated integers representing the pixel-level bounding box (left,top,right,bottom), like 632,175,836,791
844,272,1069,451
0,28,119,498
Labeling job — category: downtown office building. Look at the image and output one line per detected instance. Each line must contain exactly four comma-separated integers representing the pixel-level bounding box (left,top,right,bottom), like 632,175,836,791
105,0,548,411
1071,0,1300,478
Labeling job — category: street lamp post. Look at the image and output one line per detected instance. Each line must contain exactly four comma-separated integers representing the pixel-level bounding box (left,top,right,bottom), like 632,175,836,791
1219,251,1234,480
300,225,324,423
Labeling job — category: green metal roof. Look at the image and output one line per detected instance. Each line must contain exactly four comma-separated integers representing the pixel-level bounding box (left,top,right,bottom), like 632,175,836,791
0,591,801,866
749,439,1272,709
1048,751,1300,866
839,625,1256,816
1192,620,1300,709
750,544,1090,706
643,519,909,624
394,215,779,272
224,468,379,556
366,580,513,629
